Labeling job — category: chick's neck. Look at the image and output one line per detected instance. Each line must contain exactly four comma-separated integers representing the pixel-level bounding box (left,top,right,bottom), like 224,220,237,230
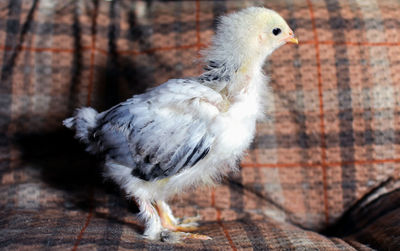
227,53,267,96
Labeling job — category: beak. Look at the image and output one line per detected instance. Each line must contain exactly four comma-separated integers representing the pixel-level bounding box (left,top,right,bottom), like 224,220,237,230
285,36,299,44
284,30,298,44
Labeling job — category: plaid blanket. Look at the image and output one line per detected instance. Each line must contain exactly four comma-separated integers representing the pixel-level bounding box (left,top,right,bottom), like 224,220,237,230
0,0,399,250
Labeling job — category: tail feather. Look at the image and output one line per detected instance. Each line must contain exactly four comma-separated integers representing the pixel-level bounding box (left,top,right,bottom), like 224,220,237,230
63,107,98,144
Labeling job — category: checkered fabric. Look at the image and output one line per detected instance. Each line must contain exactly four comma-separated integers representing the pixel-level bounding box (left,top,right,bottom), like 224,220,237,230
1,0,399,250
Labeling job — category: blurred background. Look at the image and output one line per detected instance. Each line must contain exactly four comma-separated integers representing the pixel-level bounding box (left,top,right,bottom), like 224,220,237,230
0,0,399,250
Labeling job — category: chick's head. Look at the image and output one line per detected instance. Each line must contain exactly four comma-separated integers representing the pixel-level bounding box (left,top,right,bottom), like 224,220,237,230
208,7,298,65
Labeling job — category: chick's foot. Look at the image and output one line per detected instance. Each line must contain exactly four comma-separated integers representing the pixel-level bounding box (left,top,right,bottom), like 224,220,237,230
160,230,211,243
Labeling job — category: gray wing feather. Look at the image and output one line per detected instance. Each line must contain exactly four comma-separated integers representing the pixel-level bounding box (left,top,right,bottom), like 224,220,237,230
93,97,215,181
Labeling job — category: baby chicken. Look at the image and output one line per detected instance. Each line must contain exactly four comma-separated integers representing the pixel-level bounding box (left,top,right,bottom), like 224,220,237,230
64,7,298,242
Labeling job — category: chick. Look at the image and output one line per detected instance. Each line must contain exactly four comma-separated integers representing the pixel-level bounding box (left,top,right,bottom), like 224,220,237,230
64,7,298,242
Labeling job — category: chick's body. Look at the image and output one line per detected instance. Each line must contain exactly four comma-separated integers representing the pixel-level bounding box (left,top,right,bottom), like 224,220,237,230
99,76,262,200
64,7,297,241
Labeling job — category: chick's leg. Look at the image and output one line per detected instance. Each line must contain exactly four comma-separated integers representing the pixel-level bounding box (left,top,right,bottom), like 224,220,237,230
137,198,163,240
156,201,199,231
155,201,211,240
155,200,179,230
157,201,201,226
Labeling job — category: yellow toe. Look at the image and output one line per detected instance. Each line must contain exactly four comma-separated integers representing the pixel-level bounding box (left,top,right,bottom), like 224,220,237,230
181,215,201,224
182,233,212,240
175,225,198,232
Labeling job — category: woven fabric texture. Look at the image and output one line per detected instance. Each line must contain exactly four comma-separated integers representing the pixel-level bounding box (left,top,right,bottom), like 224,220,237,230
0,0,399,250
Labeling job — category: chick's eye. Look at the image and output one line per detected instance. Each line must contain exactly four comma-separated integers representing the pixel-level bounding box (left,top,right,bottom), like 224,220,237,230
272,28,281,36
